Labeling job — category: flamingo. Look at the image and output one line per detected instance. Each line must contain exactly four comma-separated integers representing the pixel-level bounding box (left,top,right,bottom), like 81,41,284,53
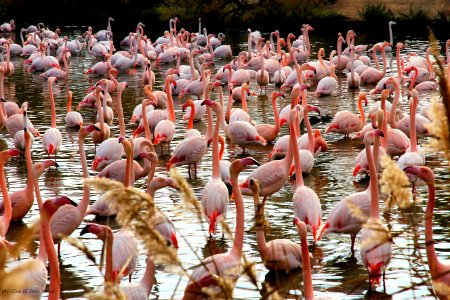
397,89,425,181
119,257,156,300
347,45,360,88
318,129,383,254
153,75,177,154
256,39,269,94
404,165,450,299
33,125,99,256
289,108,322,239
182,98,204,135
315,63,337,97
405,65,438,91
183,158,259,299
65,91,83,128
80,224,139,283
92,86,110,146
0,148,20,236
325,92,368,137
239,105,295,200
42,77,62,161
254,92,284,143
359,130,392,287
201,99,229,235
85,53,111,75
251,179,302,271
360,42,390,84
1,40,14,77
229,83,255,124
38,195,78,300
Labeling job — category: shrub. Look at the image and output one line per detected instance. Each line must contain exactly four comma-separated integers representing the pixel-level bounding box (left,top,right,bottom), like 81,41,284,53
358,2,394,23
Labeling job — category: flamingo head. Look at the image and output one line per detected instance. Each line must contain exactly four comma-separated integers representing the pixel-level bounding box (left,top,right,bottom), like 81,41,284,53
43,195,77,217
201,99,214,107
0,148,20,161
133,125,144,138
293,217,308,239
182,99,194,111
403,165,434,185
80,223,111,241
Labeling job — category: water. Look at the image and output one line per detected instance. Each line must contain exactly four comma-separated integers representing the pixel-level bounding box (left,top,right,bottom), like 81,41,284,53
1,27,449,299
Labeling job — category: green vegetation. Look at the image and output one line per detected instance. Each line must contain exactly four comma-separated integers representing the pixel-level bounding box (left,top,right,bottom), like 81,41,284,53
357,2,394,23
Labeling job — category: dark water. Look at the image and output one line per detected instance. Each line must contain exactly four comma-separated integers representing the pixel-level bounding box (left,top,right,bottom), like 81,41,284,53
1,26,449,299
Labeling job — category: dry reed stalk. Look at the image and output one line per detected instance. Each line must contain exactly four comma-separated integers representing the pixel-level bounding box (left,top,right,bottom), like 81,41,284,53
380,156,412,210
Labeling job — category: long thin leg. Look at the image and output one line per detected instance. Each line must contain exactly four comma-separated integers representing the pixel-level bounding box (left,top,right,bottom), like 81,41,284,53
58,242,61,260
188,165,192,180
350,234,356,256
129,274,132,283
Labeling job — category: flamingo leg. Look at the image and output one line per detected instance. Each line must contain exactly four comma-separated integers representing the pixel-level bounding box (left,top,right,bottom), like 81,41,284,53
188,165,192,179
129,274,132,282
350,234,356,256
58,242,61,259
194,163,197,178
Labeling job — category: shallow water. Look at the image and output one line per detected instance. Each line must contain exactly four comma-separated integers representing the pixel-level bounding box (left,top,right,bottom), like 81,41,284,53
1,27,449,299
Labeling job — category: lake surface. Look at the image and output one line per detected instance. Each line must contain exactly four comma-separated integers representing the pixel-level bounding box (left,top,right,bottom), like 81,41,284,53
1,26,449,299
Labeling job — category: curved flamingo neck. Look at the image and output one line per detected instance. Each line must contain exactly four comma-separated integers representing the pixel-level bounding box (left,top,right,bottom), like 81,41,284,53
389,80,400,128
187,102,195,130
165,78,175,123
108,70,118,89
230,167,244,258
25,132,34,200
425,49,434,76
189,52,197,81
0,163,11,237
337,36,343,66
425,182,441,275
142,99,152,140
95,90,105,131
291,112,304,187
211,105,222,179
247,31,252,61
78,133,90,216
48,81,57,128
225,87,233,122
104,229,114,283
357,95,366,124
253,193,269,257
372,46,380,70
409,67,418,91
381,109,389,150
206,106,213,139
396,46,403,81
381,45,388,75
300,229,314,299
140,258,156,296
350,47,356,82
117,84,126,136
365,137,379,220
410,95,418,153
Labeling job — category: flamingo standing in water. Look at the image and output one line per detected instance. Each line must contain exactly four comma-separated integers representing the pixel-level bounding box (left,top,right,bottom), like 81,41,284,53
254,91,284,143
251,179,302,271
360,42,390,84
92,86,110,146
201,100,229,235
289,108,322,239
43,77,62,161
404,166,450,299
183,158,259,299
152,75,177,154
325,92,368,138
359,130,392,287
65,90,83,128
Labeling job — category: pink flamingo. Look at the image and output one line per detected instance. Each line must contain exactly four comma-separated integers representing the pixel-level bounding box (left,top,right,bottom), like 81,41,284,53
332,33,350,72
3,120,56,221
254,92,284,143
290,108,322,239
229,83,255,124
359,130,392,287
85,53,111,75
38,195,78,300
119,256,156,299
318,129,383,254
251,179,302,271
405,65,438,91
325,92,368,138
0,148,20,237
201,100,230,235
33,125,99,257
153,75,177,154
183,158,259,299
397,89,425,180
65,90,83,128
360,42,390,84
1,41,14,77
315,63,337,97
40,49,69,79
92,86,110,146
230,52,250,86
182,99,202,137
80,223,139,283
6,102,40,138
239,105,295,200
404,165,450,299
43,77,62,160
347,45,360,88
256,39,269,94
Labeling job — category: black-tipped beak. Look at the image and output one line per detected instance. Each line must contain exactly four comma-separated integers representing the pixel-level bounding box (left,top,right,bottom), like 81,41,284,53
80,224,91,236
54,162,60,168
226,182,232,197
69,199,78,207
93,125,101,131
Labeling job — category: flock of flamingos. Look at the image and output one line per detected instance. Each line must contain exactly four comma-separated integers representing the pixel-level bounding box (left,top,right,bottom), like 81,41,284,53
0,16,448,299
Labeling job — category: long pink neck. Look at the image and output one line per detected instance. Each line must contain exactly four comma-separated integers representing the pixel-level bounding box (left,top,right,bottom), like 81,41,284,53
410,95,418,153
225,87,233,122
409,67,418,91
0,163,11,237
96,91,105,130
142,100,152,140
357,95,366,124
165,79,175,123
304,109,314,154
187,102,195,130
425,182,442,276
240,87,248,112
41,207,60,299
373,47,380,70
291,113,304,187
78,134,90,216
212,106,222,179
117,85,125,136
366,137,379,220
230,167,244,258
425,49,434,76
337,37,343,66
300,232,314,299
206,105,213,140
254,196,269,258
396,46,403,81
104,229,113,283
381,46,387,75
272,95,280,132
49,81,57,128
25,133,34,204
140,258,156,297
389,81,400,128
381,99,389,150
